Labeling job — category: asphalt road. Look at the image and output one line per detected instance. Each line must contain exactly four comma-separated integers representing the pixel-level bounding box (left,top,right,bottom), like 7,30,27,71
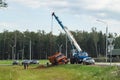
0,62,120,66
95,62,120,66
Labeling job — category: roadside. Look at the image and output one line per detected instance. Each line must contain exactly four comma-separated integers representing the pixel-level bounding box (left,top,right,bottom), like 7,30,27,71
95,62,120,66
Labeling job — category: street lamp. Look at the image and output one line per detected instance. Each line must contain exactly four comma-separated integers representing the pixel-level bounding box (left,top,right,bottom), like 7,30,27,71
96,19,108,62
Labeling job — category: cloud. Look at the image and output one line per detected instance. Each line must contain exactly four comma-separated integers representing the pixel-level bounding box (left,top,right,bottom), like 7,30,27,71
107,19,120,35
69,0,120,21
10,0,42,8
10,0,120,13
0,22,20,31
107,0,120,13
10,0,68,9
8,0,120,35
76,0,110,10
96,13,107,17
8,0,120,22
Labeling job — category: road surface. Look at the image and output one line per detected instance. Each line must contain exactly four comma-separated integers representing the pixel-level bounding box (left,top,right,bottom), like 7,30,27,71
95,62,120,66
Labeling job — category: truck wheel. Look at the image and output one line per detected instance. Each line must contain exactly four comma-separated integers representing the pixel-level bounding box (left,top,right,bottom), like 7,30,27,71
70,57,75,64
78,61,82,64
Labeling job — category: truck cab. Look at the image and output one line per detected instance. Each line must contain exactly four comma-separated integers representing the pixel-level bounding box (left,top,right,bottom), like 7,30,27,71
48,52,69,65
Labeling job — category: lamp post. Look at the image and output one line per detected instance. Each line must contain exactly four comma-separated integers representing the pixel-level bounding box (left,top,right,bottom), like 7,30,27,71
96,19,108,62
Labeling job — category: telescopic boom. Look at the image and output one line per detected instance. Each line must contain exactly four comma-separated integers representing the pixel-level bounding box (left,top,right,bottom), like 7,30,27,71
52,12,82,52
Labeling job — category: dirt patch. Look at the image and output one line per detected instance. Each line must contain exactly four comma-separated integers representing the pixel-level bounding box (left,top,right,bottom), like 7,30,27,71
36,65,47,69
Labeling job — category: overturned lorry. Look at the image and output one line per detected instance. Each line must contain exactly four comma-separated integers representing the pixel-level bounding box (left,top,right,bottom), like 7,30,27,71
48,52,69,65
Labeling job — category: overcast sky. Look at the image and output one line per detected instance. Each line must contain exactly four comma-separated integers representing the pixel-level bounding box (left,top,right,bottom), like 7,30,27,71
0,0,120,35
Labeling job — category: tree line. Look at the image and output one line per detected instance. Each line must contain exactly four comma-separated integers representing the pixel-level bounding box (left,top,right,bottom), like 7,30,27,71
0,28,120,60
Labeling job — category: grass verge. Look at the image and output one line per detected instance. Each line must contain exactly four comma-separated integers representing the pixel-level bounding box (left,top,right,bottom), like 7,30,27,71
0,64,120,80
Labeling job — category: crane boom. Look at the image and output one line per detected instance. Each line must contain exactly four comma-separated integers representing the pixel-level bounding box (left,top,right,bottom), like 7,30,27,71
51,12,94,65
52,12,82,52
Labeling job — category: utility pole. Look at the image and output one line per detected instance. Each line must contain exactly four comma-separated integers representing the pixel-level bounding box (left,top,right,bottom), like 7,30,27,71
96,19,108,62
10,45,15,60
14,31,17,60
29,39,31,60
22,36,24,60
66,33,68,57
23,34,32,60
22,48,24,60
12,46,14,60
58,44,63,53
106,26,108,62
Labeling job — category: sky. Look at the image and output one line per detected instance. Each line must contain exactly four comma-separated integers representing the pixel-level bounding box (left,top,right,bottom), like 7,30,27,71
0,0,120,35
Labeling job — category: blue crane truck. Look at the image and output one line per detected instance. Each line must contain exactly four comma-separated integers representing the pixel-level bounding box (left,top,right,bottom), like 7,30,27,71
52,12,95,64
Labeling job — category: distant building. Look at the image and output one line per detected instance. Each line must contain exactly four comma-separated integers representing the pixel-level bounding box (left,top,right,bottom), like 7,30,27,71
108,49,120,62
112,49,120,56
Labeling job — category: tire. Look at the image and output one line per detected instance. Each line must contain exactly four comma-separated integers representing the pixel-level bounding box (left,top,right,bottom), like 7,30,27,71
78,61,82,64
70,57,76,64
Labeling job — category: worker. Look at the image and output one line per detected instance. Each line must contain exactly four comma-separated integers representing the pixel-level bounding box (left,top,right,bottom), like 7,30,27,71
23,63,29,69
46,62,49,67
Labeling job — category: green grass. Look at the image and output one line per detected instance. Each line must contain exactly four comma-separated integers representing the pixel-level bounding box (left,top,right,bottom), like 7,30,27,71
0,60,49,65
0,60,12,64
0,64,120,80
